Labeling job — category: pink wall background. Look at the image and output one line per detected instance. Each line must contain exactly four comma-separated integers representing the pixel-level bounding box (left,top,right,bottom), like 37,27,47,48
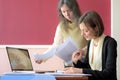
0,0,111,44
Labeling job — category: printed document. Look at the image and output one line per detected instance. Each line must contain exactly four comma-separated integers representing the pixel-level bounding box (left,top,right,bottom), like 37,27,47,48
34,37,78,63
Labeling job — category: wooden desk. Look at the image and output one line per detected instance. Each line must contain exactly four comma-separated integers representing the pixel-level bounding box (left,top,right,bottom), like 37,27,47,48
56,76,88,80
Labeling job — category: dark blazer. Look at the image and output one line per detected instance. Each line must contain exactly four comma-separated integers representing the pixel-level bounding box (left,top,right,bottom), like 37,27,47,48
74,36,117,80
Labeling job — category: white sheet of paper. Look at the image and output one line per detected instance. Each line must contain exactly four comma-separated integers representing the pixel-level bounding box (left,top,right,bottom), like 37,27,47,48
55,37,78,63
45,72,91,76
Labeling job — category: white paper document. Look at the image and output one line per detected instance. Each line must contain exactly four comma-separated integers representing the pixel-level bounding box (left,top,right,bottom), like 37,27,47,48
55,37,78,63
45,72,91,76
34,37,78,63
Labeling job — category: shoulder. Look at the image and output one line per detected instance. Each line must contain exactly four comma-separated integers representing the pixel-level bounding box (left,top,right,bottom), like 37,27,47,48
104,36,117,44
104,36,117,47
58,21,64,27
88,36,117,47
57,22,64,29
56,22,63,30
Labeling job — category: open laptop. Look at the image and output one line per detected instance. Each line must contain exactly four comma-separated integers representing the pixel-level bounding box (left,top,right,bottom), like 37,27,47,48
6,47,54,74
6,47,35,74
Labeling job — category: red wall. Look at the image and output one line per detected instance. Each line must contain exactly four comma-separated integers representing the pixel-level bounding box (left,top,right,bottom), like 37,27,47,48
0,0,110,44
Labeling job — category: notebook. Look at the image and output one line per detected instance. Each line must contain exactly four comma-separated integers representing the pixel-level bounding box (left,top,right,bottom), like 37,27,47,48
6,47,54,74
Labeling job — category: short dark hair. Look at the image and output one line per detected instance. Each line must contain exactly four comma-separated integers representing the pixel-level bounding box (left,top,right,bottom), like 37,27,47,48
79,11,104,37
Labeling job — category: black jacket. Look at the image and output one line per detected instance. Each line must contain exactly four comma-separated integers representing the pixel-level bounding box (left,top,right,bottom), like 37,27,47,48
74,36,117,80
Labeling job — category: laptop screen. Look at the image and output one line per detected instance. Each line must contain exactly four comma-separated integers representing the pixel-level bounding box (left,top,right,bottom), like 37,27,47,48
6,47,33,71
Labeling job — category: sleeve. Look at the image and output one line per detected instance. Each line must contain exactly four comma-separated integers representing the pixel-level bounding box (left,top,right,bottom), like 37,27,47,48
82,38,117,80
37,23,64,61
52,23,63,46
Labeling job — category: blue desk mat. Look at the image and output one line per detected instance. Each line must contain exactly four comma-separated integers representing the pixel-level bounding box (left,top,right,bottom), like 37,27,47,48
0,74,56,80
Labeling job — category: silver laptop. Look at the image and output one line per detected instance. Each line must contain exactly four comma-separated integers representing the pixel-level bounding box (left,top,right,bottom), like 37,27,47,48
6,47,55,74
6,47,35,73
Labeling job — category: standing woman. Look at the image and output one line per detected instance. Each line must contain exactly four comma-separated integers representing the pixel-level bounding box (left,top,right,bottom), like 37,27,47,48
54,0,87,49
35,0,87,67
64,11,117,80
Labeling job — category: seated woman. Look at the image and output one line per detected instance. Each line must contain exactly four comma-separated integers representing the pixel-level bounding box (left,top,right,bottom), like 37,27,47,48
63,11,117,80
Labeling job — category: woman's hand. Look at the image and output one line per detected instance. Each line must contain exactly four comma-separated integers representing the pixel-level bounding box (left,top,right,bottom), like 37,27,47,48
35,60,43,64
72,50,84,63
63,67,83,74
34,58,47,64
